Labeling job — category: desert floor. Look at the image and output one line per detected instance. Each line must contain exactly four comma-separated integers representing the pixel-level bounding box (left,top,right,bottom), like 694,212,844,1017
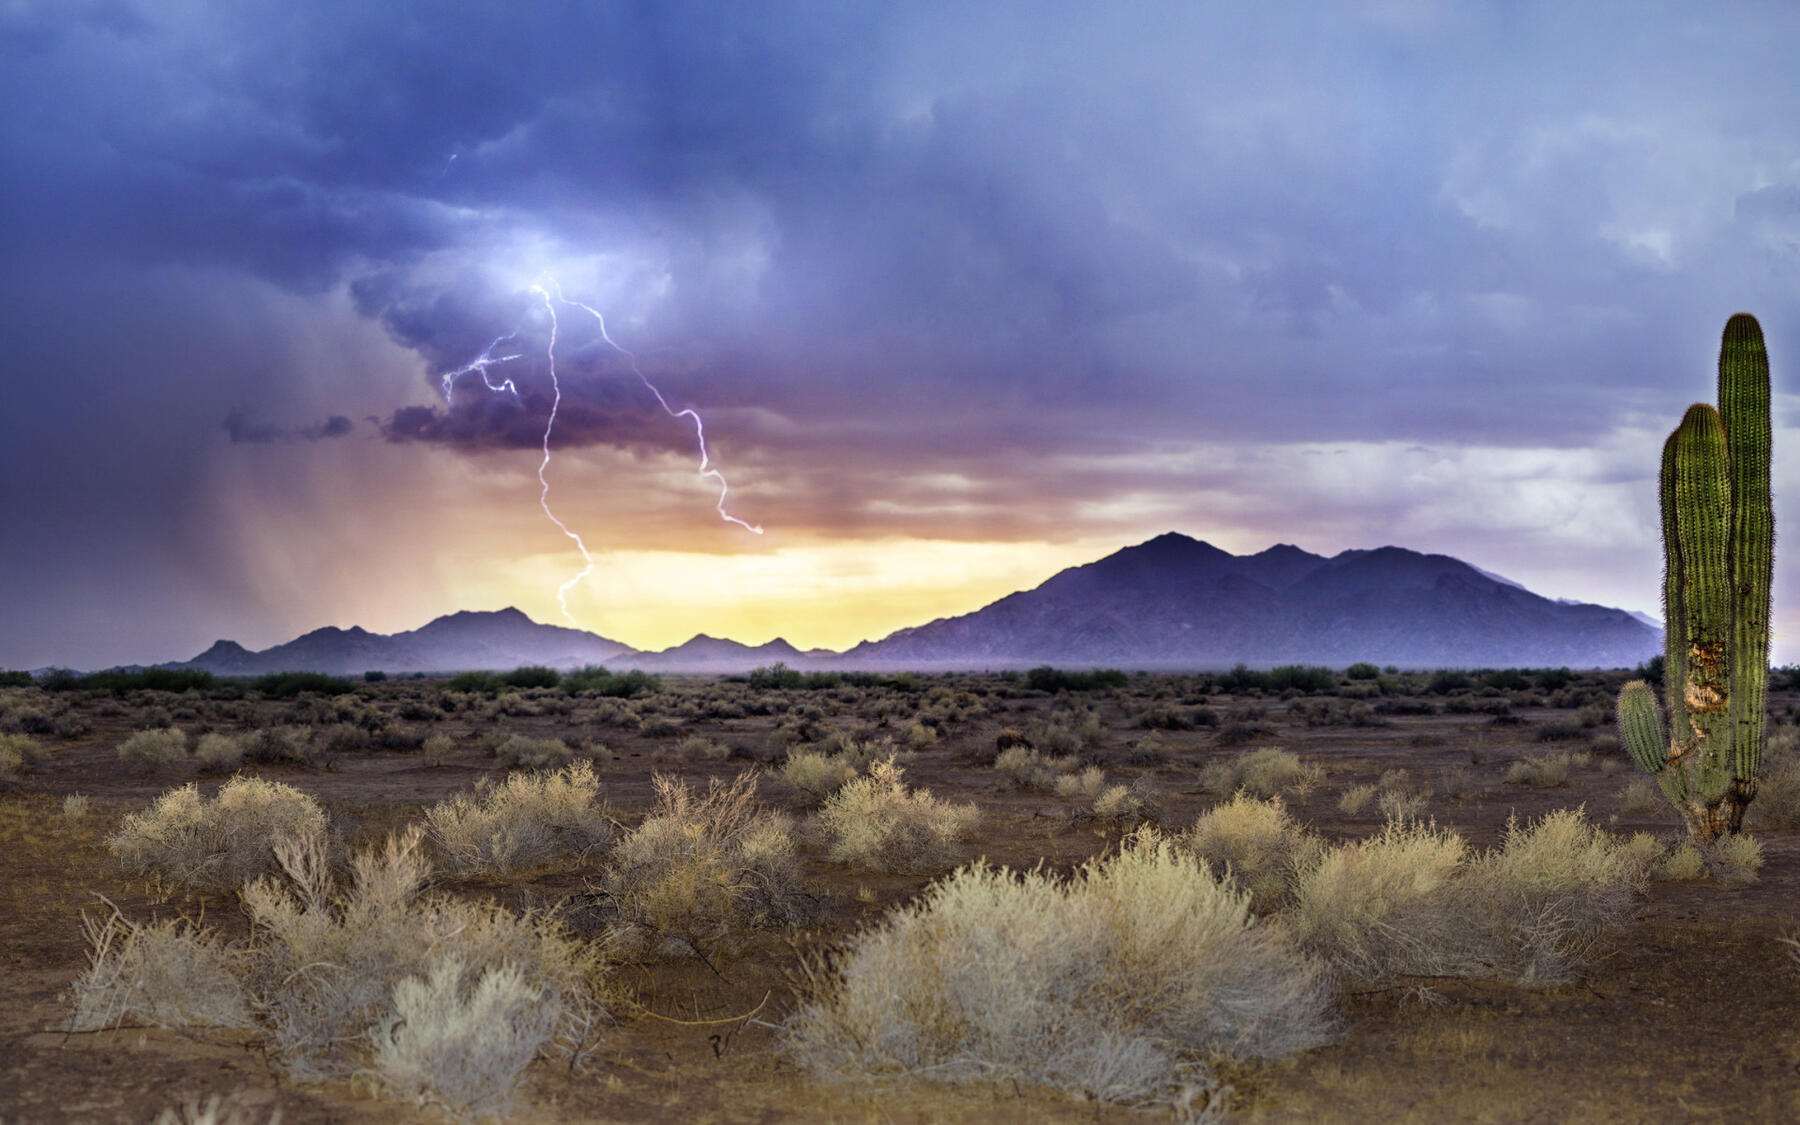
2,669,1797,1124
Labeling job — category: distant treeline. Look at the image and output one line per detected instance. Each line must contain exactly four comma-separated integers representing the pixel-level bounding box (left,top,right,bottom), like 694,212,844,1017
4,660,1799,696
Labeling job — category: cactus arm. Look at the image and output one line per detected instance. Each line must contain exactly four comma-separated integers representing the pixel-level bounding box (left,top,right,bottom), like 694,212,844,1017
1617,680,1668,776
1719,313,1773,798
1669,403,1734,805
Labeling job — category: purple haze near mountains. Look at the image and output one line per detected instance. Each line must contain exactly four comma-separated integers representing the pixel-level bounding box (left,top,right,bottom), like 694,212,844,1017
167,534,1659,675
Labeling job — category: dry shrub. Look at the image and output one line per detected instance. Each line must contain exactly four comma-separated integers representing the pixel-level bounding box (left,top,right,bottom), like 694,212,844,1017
1053,765,1107,801
1376,789,1429,821
63,792,91,821
904,721,938,748
1183,794,1320,913
816,757,979,873
67,908,253,1032
193,733,245,774
425,760,611,874
240,828,605,1088
1288,817,1465,984
782,830,1334,1107
1747,726,1800,829
119,728,189,775
1658,842,1707,881
585,772,810,961
1336,783,1377,816
368,957,562,1118
1200,747,1305,799
779,750,860,805
494,733,577,770
0,731,49,776
994,744,1078,790
1506,752,1572,788
243,725,317,766
108,777,329,890
658,734,730,763
1092,782,1154,824
150,1094,275,1125
1616,778,1664,816
1711,834,1765,884
1291,809,1644,985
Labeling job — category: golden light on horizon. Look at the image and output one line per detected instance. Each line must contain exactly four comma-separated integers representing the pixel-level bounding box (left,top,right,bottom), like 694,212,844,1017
463,537,1118,652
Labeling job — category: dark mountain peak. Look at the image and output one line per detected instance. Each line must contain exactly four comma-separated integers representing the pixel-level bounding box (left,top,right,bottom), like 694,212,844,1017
196,639,250,658
1127,531,1228,559
430,607,535,626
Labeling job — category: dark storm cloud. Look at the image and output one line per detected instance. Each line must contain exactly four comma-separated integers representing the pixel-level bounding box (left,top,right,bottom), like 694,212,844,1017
224,410,355,444
7,0,1800,668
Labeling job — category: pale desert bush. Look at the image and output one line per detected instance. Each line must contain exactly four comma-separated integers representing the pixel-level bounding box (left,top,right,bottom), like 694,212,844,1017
1200,747,1305,799
584,772,810,961
816,757,979,873
1091,781,1155,824
0,731,49,776
1616,778,1664,816
782,830,1334,1106
425,760,612,874
1376,788,1430,821
1711,834,1765,883
1658,841,1708,881
1746,726,1800,829
1053,765,1107,801
192,732,245,773
1183,794,1321,913
243,725,317,766
1291,810,1645,985
62,792,91,821
108,776,329,890
67,908,253,1032
367,957,562,1118
1336,783,1377,816
659,734,730,763
1288,817,1466,984
240,827,605,1086
493,733,577,770
1506,752,1572,788
1644,834,1764,884
779,749,861,805
119,728,189,775
995,744,1079,791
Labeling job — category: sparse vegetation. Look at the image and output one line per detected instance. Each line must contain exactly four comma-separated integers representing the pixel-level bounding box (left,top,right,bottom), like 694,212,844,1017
9,661,1793,1120
783,830,1335,1106
108,776,330,890
117,727,189,775
425,761,612,874
815,757,979,873
582,772,809,961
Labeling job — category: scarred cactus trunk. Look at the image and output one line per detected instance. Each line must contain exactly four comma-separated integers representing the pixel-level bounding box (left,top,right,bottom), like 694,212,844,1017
1617,314,1775,842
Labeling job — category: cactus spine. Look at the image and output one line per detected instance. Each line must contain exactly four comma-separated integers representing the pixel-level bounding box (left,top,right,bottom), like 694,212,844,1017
1617,314,1775,842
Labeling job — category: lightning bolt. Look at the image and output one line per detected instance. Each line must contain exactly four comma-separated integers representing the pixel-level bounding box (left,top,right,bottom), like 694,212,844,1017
438,277,762,628
439,334,522,405
522,283,599,626
545,278,764,536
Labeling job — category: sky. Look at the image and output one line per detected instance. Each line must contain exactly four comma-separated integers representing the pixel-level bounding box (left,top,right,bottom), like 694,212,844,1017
2,0,1799,669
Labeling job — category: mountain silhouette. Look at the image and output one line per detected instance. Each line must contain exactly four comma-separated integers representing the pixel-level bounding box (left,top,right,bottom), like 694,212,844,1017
168,533,1660,675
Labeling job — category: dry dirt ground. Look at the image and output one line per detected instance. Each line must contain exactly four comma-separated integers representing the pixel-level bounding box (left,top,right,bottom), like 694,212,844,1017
1,671,1797,1124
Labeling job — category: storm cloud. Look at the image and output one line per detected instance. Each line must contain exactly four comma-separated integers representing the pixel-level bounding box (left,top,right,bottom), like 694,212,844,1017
3,0,1799,667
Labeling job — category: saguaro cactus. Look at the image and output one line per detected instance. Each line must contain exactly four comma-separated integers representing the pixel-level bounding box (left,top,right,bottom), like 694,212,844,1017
1617,314,1774,842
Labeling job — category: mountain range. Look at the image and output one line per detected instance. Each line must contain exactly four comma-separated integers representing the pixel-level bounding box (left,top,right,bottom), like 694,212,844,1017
162,533,1661,675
